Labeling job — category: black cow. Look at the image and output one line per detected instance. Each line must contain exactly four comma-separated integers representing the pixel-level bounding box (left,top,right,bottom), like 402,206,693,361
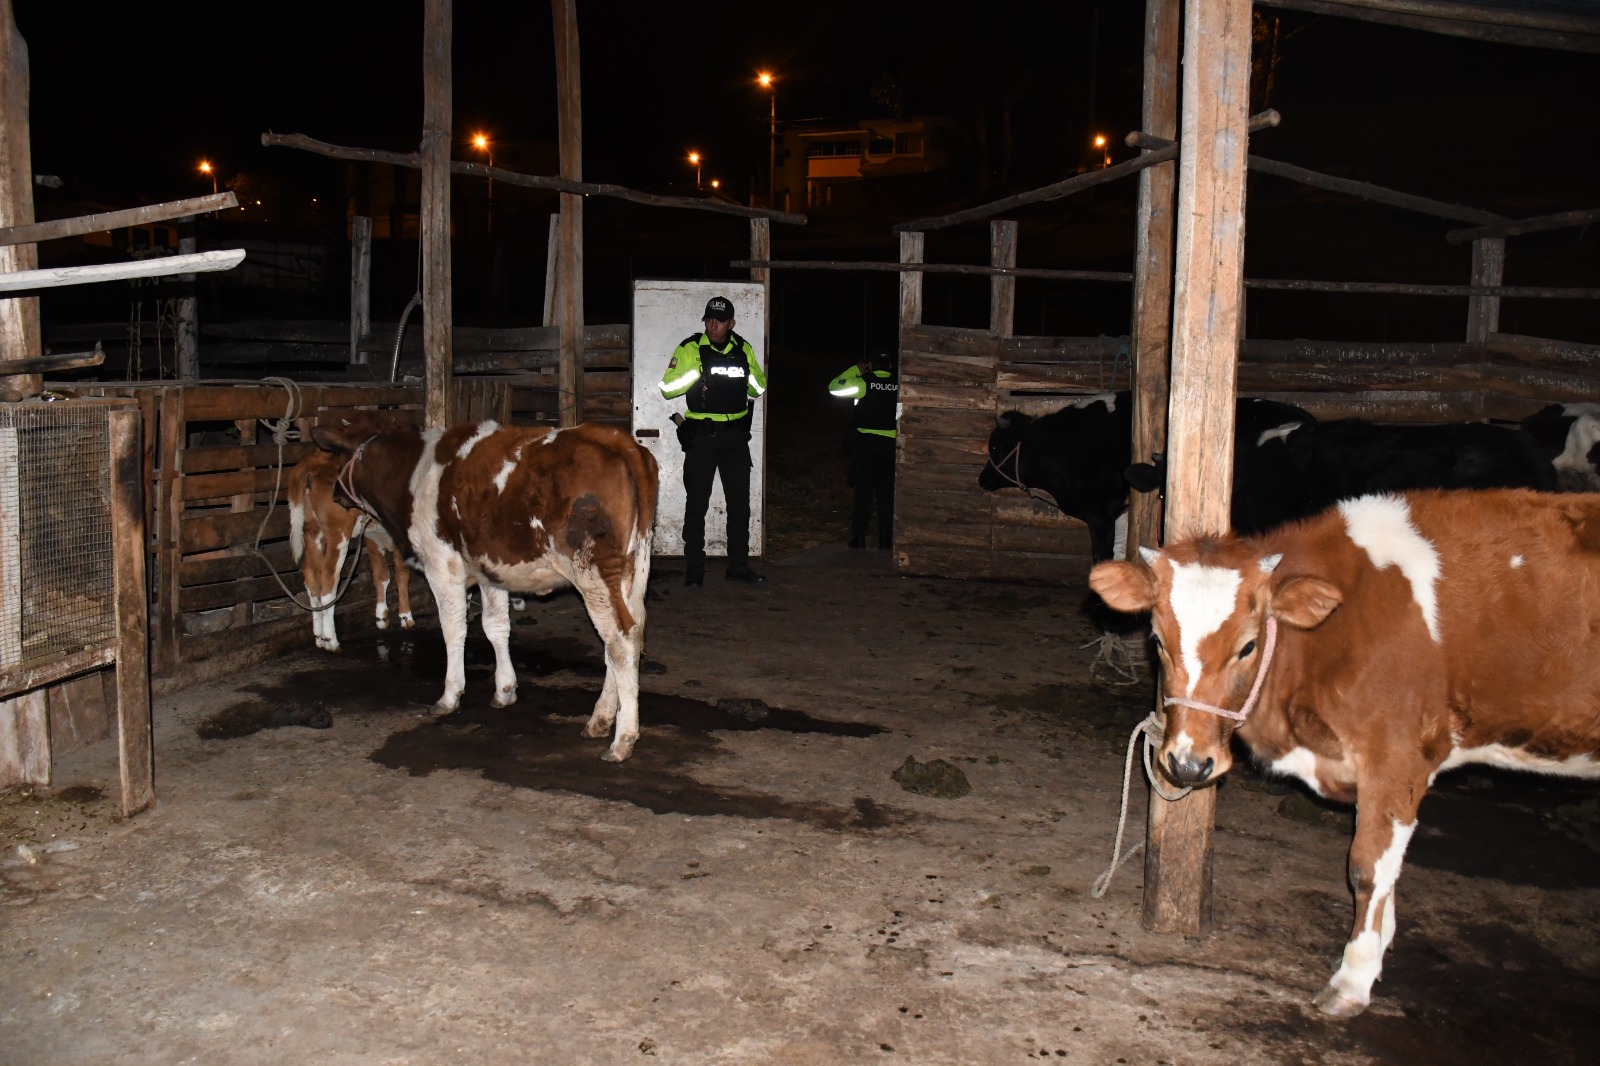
980,391,1314,563
1518,402,1600,492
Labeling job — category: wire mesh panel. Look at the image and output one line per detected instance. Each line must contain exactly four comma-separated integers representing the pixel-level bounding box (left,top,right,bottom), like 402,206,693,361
0,401,118,672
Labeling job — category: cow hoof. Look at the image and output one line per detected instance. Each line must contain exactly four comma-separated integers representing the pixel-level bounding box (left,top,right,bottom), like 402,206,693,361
600,738,635,763
582,718,615,740
399,615,415,629
1312,984,1369,1018
491,689,518,709
430,699,459,716
376,618,389,631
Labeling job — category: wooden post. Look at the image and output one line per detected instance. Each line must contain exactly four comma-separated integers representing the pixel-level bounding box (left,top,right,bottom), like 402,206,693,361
1128,0,1179,560
750,216,771,362
898,231,925,346
1146,0,1254,937
420,0,453,430
110,407,153,816
175,222,199,380
543,213,560,328
990,220,1017,337
156,387,184,672
1467,236,1505,344
552,0,585,427
350,215,372,365
0,0,41,403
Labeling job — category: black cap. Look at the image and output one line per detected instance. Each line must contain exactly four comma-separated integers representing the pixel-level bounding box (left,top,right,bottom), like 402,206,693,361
703,296,734,321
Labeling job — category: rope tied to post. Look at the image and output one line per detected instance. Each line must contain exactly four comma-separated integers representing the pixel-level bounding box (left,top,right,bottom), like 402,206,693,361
1090,710,1193,899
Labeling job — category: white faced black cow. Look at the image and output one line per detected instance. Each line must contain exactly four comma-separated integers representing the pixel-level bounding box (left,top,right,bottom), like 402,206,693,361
312,413,659,762
1090,489,1600,1017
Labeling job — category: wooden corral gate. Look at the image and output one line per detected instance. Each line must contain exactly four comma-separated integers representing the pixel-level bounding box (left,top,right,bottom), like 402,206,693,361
894,324,1600,583
61,379,525,692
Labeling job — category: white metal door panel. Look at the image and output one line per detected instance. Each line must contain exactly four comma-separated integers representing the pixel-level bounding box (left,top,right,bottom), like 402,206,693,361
632,279,766,557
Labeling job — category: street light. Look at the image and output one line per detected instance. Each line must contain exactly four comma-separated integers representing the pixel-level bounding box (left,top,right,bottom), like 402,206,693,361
473,133,493,234
199,160,218,217
1093,134,1110,169
688,150,702,188
757,71,776,208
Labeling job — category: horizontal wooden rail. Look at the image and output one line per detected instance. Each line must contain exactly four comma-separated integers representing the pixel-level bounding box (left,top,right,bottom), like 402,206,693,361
263,132,806,226
0,192,238,248
0,249,245,293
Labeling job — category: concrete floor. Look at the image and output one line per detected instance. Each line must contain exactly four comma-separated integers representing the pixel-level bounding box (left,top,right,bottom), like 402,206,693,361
3,545,1598,1064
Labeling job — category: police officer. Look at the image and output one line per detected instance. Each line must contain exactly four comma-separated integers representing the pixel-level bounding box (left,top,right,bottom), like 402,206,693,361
829,351,899,549
660,295,769,586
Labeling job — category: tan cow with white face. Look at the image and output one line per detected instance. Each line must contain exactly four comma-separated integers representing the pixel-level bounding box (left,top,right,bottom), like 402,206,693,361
1091,489,1600,1017
288,449,412,652
312,413,659,762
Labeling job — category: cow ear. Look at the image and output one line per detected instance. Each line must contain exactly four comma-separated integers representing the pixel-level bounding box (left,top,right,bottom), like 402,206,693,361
1124,462,1160,493
1089,559,1157,614
310,425,347,455
1272,576,1342,629
996,412,1013,429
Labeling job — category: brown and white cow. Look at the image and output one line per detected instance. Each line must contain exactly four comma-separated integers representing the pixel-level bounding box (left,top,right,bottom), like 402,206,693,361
1089,489,1600,1017
311,413,659,762
288,449,413,652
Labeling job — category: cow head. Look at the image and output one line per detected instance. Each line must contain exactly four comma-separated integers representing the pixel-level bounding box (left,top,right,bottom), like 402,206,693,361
1089,539,1342,787
311,409,383,457
979,410,1035,493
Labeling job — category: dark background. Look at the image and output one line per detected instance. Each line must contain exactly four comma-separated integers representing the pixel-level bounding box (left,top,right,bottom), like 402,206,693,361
14,2,1600,352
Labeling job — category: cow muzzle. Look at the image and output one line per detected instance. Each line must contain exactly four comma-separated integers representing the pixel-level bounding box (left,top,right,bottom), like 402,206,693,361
1163,749,1217,788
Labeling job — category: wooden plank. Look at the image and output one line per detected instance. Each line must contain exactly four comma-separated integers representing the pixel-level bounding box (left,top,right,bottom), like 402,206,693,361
157,388,185,672
1000,335,1125,361
350,216,372,365
1484,332,1600,370
899,382,996,411
993,496,1077,529
181,440,316,474
183,508,292,555
1235,362,1481,394
901,324,1003,359
1240,338,1474,367
47,670,112,759
0,249,245,293
901,351,995,385
1472,364,1600,404
994,523,1090,556
180,573,317,613
182,465,300,503
180,541,297,587
898,408,998,441
897,460,994,495
887,518,988,550
1466,237,1505,343
998,364,1122,391
0,646,116,706
0,691,49,789
110,408,154,816
0,193,237,248
899,435,987,466
1251,390,1487,422
899,231,924,342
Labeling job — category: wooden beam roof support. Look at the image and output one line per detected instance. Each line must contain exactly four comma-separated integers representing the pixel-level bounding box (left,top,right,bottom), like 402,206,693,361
1148,0,1256,938
420,0,453,430
552,0,584,427
0,0,41,402
1128,0,1180,566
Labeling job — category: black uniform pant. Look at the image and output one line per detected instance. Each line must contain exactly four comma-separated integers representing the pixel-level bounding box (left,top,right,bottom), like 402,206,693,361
848,432,896,547
682,418,753,578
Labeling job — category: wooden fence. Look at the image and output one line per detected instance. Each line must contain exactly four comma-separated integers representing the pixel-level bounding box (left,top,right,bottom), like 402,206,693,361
59,379,519,691
893,325,1600,583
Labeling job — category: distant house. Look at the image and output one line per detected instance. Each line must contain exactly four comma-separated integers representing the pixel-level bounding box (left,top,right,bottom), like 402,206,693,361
775,116,956,212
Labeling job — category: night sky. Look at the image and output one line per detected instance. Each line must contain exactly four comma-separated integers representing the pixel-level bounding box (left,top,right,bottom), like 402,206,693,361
16,2,1598,210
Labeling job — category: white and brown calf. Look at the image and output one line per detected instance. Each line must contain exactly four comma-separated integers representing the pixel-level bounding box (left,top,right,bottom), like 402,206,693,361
310,414,659,762
288,449,413,652
1090,489,1600,1017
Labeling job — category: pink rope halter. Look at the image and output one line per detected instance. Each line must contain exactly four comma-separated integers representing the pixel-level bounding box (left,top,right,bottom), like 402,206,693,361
984,441,1053,505
1161,615,1279,723
336,435,378,517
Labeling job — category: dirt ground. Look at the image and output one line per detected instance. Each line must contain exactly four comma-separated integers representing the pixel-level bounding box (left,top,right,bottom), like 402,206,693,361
4,541,1600,1065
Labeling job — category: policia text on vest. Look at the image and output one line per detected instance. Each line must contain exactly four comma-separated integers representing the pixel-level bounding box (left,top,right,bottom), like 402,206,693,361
659,295,769,586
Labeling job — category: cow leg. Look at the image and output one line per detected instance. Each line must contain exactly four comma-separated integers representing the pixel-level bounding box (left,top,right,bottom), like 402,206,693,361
479,584,517,707
573,571,641,762
317,532,355,652
394,554,415,628
363,537,392,630
1314,784,1423,1017
427,559,472,712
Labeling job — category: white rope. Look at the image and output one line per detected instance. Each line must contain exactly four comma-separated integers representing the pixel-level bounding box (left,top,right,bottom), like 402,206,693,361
1090,710,1193,899
1082,629,1146,686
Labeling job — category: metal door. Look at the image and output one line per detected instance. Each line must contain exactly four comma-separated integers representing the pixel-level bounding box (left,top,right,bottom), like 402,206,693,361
632,279,766,557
